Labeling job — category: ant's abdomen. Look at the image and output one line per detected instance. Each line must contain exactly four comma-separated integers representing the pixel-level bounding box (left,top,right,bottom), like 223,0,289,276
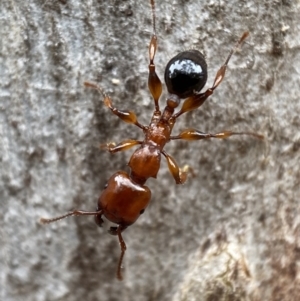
98,171,151,226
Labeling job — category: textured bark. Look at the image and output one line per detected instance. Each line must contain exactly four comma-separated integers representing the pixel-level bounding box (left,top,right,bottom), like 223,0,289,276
1,0,300,301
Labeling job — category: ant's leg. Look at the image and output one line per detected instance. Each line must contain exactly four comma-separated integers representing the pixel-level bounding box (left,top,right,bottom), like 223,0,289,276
161,150,188,184
100,139,142,154
108,225,128,281
40,209,103,224
171,129,264,141
148,0,162,112
84,81,146,130
173,32,249,119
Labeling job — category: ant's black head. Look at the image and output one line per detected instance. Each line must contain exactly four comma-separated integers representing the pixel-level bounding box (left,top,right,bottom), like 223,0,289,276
164,50,207,99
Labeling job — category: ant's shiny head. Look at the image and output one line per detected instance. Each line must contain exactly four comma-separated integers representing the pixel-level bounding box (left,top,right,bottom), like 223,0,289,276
164,50,207,99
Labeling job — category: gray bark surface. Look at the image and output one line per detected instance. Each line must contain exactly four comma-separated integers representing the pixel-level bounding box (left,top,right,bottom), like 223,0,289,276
1,0,300,300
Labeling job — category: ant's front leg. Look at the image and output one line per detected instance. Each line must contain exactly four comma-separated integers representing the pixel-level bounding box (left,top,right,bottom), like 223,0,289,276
171,129,264,141
84,81,146,130
148,0,162,112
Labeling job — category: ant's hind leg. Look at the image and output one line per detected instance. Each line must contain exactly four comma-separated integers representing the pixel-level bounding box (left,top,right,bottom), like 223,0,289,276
109,225,128,281
161,150,188,184
40,209,103,224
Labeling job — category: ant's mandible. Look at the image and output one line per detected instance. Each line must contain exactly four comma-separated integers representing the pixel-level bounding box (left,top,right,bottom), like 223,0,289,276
40,0,263,280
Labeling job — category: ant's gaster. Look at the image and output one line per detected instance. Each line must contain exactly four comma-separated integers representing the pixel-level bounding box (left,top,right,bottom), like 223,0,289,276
40,0,263,280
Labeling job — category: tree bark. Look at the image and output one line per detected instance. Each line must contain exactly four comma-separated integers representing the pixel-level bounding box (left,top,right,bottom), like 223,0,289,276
1,0,300,300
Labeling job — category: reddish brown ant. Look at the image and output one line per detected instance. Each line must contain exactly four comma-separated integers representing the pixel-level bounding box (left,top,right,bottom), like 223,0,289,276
40,0,263,280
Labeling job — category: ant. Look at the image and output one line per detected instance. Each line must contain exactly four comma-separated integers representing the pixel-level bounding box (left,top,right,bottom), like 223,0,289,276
40,0,263,280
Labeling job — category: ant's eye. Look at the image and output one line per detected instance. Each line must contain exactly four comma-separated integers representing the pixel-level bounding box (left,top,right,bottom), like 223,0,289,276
164,50,207,99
